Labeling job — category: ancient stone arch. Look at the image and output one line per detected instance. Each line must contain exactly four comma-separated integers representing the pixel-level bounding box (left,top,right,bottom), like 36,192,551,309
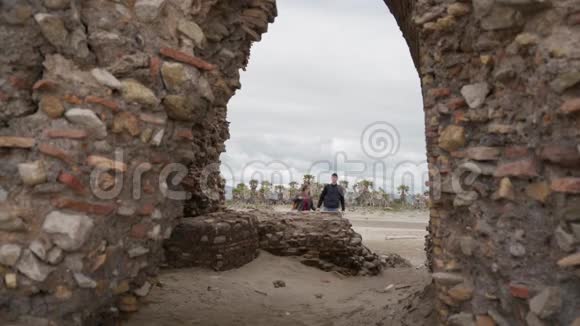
0,0,579,325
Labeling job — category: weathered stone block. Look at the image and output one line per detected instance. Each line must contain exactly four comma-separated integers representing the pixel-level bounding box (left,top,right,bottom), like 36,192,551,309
39,95,64,118
73,272,97,288
65,108,108,139
34,13,68,48
557,252,580,267
466,147,500,161
461,82,490,108
16,250,55,282
177,19,206,46
87,155,127,172
160,47,217,70
91,68,121,89
551,178,580,194
0,210,27,232
112,111,141,136
128,246,149,258
494,158,538,177
46,246,64,265
448,283,474,301
29,238,51,261
480,7,522,30
0,244,22,266
539,144,580,167
42,211,94,251
134,0,166,22
432,272,464,285
550,72,580,93
509,282,530,299
439,125,466,152
43,0,70,10
448,312,475,326
18,161,48,186
559,98,580,114
525,182,551,203
495,177,514,200
0,136,35,148
554,226,575,252
529,287,561,319
121,79,160,109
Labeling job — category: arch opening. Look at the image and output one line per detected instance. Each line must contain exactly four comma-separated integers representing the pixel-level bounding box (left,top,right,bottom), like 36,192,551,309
0,0,578,325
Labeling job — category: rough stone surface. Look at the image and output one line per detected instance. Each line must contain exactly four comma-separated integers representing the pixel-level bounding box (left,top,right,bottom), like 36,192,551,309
34,13,68,48
135,0,166,22
65,108,108,139
461,83,490,109
0,244,22,267
529,287,562,319
121,79,160,109
439,125,465,152
42,211,94,251
258,211,386,275
134,282,152,297
40,95,65,118
166,210,391,276
17,161,48,186
73,273,97,288
16,250,54,282
448,312,475,326
91,68,121,89
29,239,51,261
554,226,575,252
46,247,64,265
177,20,206,47
165,211,259,271
0,210,27,232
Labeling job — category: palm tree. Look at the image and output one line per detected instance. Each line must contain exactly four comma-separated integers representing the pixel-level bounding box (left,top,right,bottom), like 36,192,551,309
233,183,248,201
288,181,299,199
398,184,410,204
303,174,315,185
356,180,374,206
357,180,374,192
274,185,285,201
339,180,349,191
249,179,259,201
259,181,271,201
377,187,390,207
260,180,271,192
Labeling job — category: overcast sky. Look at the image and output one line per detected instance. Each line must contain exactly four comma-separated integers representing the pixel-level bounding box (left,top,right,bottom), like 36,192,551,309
220,0,426,194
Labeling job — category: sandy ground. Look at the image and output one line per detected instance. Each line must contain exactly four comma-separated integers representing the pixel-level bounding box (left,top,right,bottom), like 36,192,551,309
348,210,428,267
123,209,433,326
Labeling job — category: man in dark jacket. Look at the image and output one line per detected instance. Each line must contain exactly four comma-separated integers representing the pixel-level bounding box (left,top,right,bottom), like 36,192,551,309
317,173,345,212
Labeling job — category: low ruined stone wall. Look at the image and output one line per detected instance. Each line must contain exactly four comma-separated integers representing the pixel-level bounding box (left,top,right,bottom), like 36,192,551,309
164,210,390,276
164,210,260,270
257,211,384,276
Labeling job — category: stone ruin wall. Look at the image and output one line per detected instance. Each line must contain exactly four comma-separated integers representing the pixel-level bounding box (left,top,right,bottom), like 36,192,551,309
413,0,580,325
0,0,276,324
164,210,261,271
1,0,580,325
257,211,385,276
164,210,389,276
